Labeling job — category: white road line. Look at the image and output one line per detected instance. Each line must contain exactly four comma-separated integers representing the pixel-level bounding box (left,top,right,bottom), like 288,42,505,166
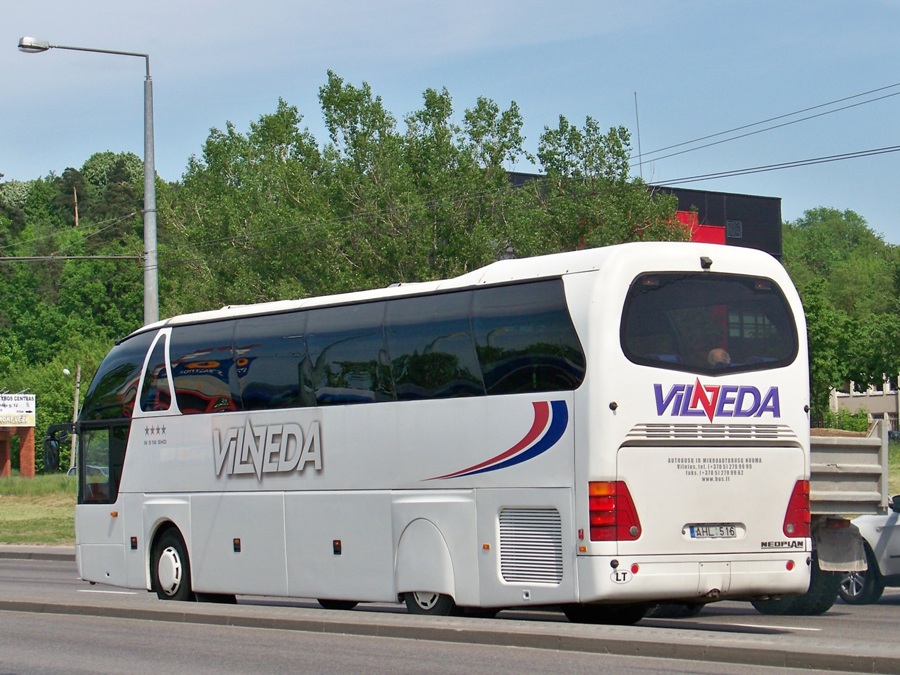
730,623,821,632
77,589,138,595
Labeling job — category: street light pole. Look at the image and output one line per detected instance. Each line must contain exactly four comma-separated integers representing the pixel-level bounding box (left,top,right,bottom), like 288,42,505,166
18,36,159,325
62,365,81,470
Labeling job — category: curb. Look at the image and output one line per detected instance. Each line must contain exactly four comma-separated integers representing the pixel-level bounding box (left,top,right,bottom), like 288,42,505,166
0,547,75,562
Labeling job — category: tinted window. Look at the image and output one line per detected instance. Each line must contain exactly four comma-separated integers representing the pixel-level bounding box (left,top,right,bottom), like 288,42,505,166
304,302,394,405
386,292,484,400
472,280,586,395
169,321,239,414
234,312,308,411
139,334,171,413
621,273,797,375
81,330,156,421
80,425,128,505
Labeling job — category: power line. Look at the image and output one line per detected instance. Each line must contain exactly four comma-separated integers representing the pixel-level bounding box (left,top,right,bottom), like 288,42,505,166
633,81,900,166
650,144,900,186
0,255,140,263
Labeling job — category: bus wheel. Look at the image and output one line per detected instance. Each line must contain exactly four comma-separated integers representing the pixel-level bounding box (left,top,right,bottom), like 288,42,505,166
751,553,839,616
318,599,359,610
196,593,237,604
404,592,458,616
646,602,705,619
563,603,648,625
792,555,841,615
151,529,195,602
750,594,800,615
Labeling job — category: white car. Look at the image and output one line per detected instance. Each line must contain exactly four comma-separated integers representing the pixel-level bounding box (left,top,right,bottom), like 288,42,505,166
839,497,900,604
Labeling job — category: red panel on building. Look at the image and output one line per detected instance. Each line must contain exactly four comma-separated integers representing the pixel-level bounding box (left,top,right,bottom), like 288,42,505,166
677,211,725,245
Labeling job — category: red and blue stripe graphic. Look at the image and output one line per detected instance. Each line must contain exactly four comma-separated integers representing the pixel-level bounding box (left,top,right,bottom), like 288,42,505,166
429,400,568,480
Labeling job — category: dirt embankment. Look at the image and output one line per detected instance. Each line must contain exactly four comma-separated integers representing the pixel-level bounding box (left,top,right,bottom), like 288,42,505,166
811,428,866,437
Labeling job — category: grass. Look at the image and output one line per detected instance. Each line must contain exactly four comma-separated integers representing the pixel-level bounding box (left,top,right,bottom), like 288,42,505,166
890,441,900,497
0,474,76,545
2,441,900,545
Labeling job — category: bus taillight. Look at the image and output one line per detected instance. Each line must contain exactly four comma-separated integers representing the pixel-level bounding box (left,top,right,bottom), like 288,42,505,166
783,479,810,538
588,481,642,542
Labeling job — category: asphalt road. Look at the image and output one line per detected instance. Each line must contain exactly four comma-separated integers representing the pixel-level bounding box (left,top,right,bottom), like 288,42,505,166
1,548,899,673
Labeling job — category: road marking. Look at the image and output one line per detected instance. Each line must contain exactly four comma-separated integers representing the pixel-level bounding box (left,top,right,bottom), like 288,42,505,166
77,589,138,595
731,623,821,632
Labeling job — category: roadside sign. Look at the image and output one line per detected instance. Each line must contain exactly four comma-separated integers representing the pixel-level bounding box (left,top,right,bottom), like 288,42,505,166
0,394,36,427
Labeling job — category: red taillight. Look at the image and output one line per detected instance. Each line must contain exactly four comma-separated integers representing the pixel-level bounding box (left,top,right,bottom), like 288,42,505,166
588,481,642,542
783,479,810,538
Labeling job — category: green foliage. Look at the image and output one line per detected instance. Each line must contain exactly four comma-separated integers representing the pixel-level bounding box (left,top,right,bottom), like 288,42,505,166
783,207,898,317
0,151,144,474
0,179,32,210
818,408,870,432
512,116,683,255
166,74,680,312
783,208,900,420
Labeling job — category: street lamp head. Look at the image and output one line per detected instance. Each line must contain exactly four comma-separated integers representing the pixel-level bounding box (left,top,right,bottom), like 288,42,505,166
18,36,51,53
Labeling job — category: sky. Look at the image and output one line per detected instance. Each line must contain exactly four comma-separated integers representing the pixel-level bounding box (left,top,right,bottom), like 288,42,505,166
3,1,899,242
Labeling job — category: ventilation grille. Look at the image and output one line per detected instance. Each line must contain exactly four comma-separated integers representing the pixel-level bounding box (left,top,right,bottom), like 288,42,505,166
626,423,797,443
499,508,563,585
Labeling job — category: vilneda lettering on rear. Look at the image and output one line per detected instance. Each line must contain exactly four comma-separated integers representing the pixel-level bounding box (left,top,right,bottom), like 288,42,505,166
655,380,780,423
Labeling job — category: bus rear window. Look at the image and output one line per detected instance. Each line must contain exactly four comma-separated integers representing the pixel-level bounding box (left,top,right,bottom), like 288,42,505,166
621,272,797,375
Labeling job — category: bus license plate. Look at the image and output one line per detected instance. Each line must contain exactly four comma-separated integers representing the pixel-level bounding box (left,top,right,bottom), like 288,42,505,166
690,524,736,539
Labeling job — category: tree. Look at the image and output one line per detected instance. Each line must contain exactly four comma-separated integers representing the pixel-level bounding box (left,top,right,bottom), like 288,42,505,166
167,74,682,312
783,208,899,317
801,279,854,421
511,116,681,256
783,208,900,419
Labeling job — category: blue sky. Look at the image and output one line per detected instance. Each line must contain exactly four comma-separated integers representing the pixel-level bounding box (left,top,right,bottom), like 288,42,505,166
3,1,899,242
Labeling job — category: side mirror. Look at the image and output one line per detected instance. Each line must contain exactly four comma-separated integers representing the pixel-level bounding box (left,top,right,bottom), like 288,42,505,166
43,437,60,472
890,496,900,513
42,423,74,473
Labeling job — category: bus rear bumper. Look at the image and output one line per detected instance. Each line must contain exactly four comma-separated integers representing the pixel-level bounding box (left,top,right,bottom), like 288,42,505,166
575,552,811,604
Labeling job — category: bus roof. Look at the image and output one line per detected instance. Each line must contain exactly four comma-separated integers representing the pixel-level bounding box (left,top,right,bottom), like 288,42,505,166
137,241,785,334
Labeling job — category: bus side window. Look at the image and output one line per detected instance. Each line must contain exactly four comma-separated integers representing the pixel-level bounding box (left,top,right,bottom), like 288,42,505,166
472,280,586,395
305,302,395,405
139,335,171,412
385,291,484,400
169,321,239,414
234,312,307,411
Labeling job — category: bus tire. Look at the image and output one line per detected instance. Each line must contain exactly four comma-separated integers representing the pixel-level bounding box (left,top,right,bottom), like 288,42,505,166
563,603,648,625
793,555,840,615
404,592,458,616
195,592,237,604
151,528,195,602
750,594,800,615
752,553,838,616
646,602,705,619
318,599,359,610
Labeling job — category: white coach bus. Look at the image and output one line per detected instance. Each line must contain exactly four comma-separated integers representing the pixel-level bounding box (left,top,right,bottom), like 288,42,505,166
68,242,812,623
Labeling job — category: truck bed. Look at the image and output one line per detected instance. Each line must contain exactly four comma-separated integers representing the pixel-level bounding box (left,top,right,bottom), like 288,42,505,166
810,421,889,515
